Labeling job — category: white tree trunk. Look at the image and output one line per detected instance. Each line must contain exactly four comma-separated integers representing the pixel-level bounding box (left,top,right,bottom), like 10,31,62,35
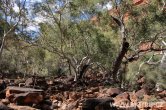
160,41,166,68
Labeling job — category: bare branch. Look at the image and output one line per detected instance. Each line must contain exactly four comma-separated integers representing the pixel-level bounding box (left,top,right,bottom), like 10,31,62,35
161,0,166,11
137,54,154,74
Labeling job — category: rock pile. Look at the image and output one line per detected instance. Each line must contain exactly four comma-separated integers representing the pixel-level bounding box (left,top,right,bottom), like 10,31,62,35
0,77,165,110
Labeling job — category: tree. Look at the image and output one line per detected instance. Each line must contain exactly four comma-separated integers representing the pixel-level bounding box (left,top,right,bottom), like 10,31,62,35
0,0,27,60
30,0,117,81
108,0,166,86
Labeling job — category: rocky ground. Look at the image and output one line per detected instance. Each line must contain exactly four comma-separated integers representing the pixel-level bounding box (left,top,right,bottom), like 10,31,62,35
0,75,165,110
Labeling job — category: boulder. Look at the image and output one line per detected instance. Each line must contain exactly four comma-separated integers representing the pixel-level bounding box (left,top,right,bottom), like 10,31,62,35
66,100,79,110
8,103,38,110
106,88,122,97
137,101,150,109
1,99,10,105
114,92,130,101
13,92,43,105
134,88,147,101
0,102,12,110
143,94,152,102
151,102,166,110
136,89,147,96
113,92,130,107
6,86,43,105
69,92,82,101
82,97,114,110
158,90,166,98
114,98,130,107
6,86,43,95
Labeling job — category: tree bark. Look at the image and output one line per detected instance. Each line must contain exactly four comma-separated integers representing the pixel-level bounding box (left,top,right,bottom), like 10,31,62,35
111,40,129,81
110,15,129,82
78,64,89,80
0,35,6,60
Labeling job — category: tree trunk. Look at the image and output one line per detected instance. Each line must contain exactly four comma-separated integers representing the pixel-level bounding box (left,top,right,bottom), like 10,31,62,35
0,35,6,61
78,64,89,80
68,60,72,75
110,16,129,82
111,40,129,82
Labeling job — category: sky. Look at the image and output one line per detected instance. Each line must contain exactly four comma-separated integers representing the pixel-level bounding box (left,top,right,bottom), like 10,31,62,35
12,0,43,37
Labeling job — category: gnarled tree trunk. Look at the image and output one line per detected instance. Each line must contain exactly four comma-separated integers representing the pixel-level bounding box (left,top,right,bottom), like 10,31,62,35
111,40,129,81
110,16,129,82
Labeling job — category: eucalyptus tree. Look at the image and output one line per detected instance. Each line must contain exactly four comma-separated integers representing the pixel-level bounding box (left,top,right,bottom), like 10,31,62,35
0,0,27,61
31,0,117,81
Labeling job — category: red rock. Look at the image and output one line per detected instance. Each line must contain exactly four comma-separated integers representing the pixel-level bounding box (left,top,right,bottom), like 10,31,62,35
8,103,37,110
129,92,138,104
130,89,148,105
100,87,107,93
143,95,152,102
1,99,10,105
60,103,67,110
152,102,166,110
94,92,99,96
138,41,161,52
84,93,96,98
46,80,54,85
133,0,144,5
106,88,122,97
133,0,148,5
113,99,130,107
66,100,79,110
6,86,43,105
137,101,150,109
69,92,81,101
136,88,147,98
77,106,82,110
114,92,129,100
97,92,109,98
158,90,166,98
114,92,130,107
6,86,43,94
13,92,43,105
51,94,63,102
85,89,93,94
91,87,99,93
